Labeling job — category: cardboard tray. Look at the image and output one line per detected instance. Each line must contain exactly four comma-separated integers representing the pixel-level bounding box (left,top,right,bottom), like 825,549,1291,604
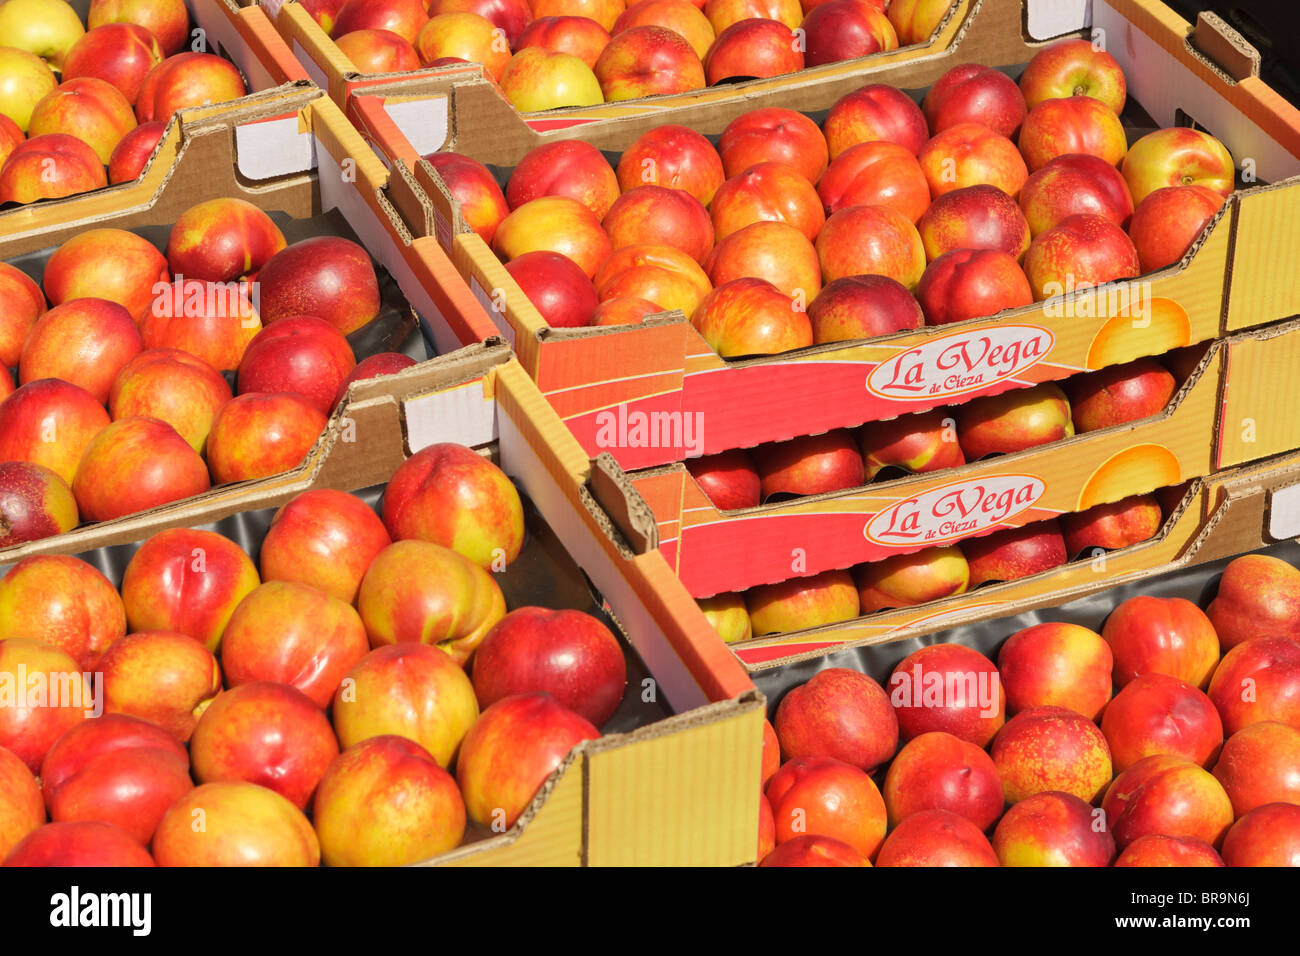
590,317,1300,598
249,0,984,157
362,0,1300,472
1,344,764,866
723,448,1300,671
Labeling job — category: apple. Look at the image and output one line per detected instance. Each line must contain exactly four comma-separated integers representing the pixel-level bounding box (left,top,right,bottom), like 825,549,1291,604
0,638,86,773
338,0,430,46
0,111,19,167
615,123,723,205
1207,637,1300,736
991,705,1112,805
718,106,828,183
1019,152,1135,236
0,555,124,668
916,183,1031,262
698,592,751,643
955,381,1073,459
427,0,533,47
19,298,141,404
109,348,233,454
916,248,1033,325
888,643,1005,748
774,667,897,772
191,681,339,810
515,15,611,68
40,714,191,845
822,82,929,159
753,428,863,499
380,441,525,569
531,0,624,32
336,28,421,72
134,52,247,123
882,730,1004,830
333,643,479,767
614,0,713,59
766,755,887,860
260,488,391,604
44,227,169,323
758,792,774,860
0,461,78,547
817,140,930,223
1064,357,1176,432
594,243,712,315
816,204,925,288
603,183,714,263
593,25,704,101
705,219,820,299
107,119,164,182
997,622,1113,720
356,540,506,665
506,140,617,219
299,0,345,35
710,161,824,242
1017,96,1127,172
807,274,922,343
152,782,319,866
1115,834,1224,867
704,0,801,33
761,718,778,785
1101,595,1219,690
88,0,190,57
853,546,969,612
745,568,859,636
1128,184,1225,273
691,277,810,358
1024,212,1140,300
28,76,137,165
0,746,43,860
73,417,211,522
1018,37,1126,113
759,834,869,866
0,379,111,486
220,582,370,711
1206,554,1300,651
962,520,1069,587
97,630,221,742
685,448,760,510
0,261,45,367
3,821,153,866
256,236,381,335
471,607,627,726
334,352,419,405
1121,128,1235,206
457,692,600,829
923,64,1025,138
703,17,802,85
495,195,613,278
886,0,950,46
0,46,57,131
313,735,466,866
917,122,1028,199
0,132,106,204
166,197,287,284
205,393,328,484
876,809,999,867
0,0,83,68
1213,722,1300,817
1102,755,1234,848
858,410,962,479
801,0,896,67
1220,803,1300,866
236,315,357,415
425,153,510,248
1060,494,1163,556
498,47,604,111
992,791,1114,866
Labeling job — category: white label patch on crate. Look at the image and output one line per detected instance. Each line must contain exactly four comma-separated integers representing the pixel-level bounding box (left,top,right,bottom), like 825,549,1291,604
261,0,286,17
294,38,332,89
385,97,451,156
234,114,316,180
1270,484,1300,540
471,274,516,346
1027,0,1091,40
404,380,498,452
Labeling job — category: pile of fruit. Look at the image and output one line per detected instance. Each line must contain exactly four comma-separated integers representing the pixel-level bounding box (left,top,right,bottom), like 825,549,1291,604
306,0,943,113
0,443,637,866
428,37,1231,355
0,0,251,204
0,196,420,545
756,551,1300,866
